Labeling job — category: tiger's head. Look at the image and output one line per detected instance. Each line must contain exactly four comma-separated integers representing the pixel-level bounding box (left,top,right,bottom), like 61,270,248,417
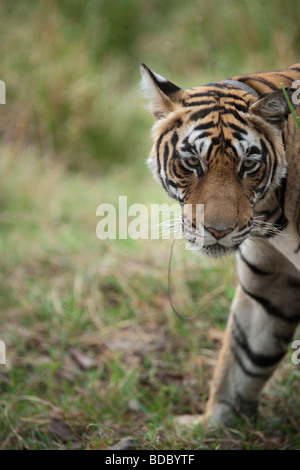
141,64,295,257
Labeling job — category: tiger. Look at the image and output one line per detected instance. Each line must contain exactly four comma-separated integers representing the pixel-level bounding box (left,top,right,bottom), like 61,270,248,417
140,62,300,427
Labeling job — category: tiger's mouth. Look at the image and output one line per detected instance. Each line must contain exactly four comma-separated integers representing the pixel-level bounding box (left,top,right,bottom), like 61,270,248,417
201,243,240,258
187,240,241,258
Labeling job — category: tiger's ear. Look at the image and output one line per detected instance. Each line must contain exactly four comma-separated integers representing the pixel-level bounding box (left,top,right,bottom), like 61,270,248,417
250,88,297,128
140,63,182,120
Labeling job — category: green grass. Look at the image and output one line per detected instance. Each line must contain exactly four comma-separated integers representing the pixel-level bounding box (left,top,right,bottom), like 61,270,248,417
0,0,299,171
1,150,300,450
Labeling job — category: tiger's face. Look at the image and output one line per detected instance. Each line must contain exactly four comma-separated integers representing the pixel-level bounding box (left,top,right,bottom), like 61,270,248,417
141,64,293,257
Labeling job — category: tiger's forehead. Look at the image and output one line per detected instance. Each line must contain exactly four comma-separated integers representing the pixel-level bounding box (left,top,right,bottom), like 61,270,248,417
180,85,252,121
176,116,259,162
182,84,254,106
174,86,259,160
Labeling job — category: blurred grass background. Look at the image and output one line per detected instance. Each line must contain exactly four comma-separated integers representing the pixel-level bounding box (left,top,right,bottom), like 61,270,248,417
1,0,300,450
2,0,299,171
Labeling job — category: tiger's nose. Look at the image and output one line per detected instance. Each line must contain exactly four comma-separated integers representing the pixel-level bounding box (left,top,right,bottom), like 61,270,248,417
205,226,234,240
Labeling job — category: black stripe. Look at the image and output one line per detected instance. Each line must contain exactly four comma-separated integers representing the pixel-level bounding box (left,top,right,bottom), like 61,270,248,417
206,91,248,103
258,138,273,200
221,109,247,124
156,129,172,193
229,102,248,113
232,348,271,379
274,72,294,82
206,141,216,161
281,130,286,152
158,142,169,193
163,133,179,194
155,134,164,190
170,131,178,159
163,141,169,172
175,118,183,129
180,136,192,154
233,315,286,368
223,94,248,104
183,100,215,107
260,137,269,160
226,122,248,135
249,145,261,155
156,128,172,161
190,106,221,121
166,178,178,189
194,121,216,131
232,228,252,240
232,131,246,141
156,133,164,158
195,130,213,139
170,164,183,180
187,91,215,98
241,284,300,323
239,251,271,275
238,76,278,91
265,136,278,177
224,140,239,159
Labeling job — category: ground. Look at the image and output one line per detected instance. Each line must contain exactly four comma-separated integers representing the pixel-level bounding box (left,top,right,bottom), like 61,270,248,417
0,148,300,450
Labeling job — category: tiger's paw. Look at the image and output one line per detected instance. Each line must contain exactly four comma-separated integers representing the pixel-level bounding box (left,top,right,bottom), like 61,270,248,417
174,404,234,431
173,414,207,429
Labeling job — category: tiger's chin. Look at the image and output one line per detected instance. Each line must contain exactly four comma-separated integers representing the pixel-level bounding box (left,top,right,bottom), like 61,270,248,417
191,242,241,259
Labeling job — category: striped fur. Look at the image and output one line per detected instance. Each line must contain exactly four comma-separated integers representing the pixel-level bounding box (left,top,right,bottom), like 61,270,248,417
141,63,300,426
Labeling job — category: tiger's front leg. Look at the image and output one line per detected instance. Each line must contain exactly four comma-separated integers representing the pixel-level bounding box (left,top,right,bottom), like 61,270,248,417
177,246,300,428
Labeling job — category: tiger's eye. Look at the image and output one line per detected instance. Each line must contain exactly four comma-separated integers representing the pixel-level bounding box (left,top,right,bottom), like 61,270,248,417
243,160,257,169
240,159,260,177
186,157,200,166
